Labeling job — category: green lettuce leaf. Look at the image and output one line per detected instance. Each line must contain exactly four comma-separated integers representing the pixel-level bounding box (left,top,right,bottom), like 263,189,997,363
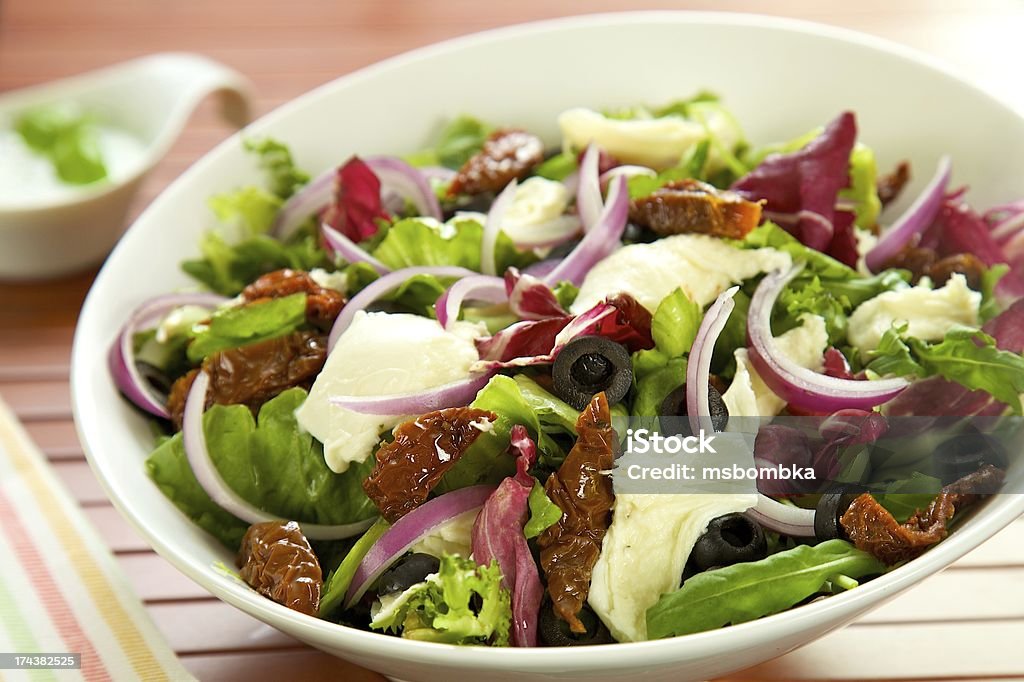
439,375,579,490
243,137,310,199
406,115,492,169
370,554,511,645
646,540,886,638
15,105,108,185
146,388,377,548
524,481,562,539
181,230,331,296
186,293,307,362
866,324,1024,413
372,217,535,272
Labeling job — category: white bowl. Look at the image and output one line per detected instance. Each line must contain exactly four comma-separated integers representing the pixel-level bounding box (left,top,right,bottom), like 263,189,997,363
71,12,1024,682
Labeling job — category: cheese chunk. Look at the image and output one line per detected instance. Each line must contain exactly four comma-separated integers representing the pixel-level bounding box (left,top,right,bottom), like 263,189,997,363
295,312,485,473
570,234,791,314
588,492,756,642
722,314,830,418
847,273,980,355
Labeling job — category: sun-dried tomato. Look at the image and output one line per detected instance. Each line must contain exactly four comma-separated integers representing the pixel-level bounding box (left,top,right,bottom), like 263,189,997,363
166,331,328,429
883,247,984,289
237,520,323,616
242,269,346,330
840,464,1003,565
929,253,985,289
629,179,762,240
448,129,544,196
877,161,911,207
362,407,498,522
538,392,617,633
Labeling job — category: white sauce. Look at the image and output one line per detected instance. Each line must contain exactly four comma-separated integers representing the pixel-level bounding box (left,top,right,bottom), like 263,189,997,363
0,125,147,205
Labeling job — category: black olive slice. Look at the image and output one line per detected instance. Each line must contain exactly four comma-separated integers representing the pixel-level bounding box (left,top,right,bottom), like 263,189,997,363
552,335,632,410
814,483,867,541
376,553,440,596
539,603,613,646
691,513,767,570
659,383,729,435
934,429,1006,485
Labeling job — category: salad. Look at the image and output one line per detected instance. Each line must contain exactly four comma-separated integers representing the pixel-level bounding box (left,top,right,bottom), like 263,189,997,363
110,94,1021,646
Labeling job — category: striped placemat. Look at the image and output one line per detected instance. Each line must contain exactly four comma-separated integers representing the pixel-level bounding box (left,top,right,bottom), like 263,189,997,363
0,397,193,681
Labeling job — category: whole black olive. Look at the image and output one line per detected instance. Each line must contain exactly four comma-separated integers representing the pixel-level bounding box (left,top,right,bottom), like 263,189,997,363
552,335,632,410
814,483,866,541
659,383,729,435
376,553,440,596
933,430,1006,485
691,513,767,570
539,603,613,646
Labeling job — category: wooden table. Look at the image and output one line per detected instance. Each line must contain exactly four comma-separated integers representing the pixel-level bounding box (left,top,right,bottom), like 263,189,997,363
2,1,1024,680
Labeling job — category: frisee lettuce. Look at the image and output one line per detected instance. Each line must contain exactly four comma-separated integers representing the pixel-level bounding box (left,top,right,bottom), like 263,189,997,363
369,554,511,645
243,137,310,199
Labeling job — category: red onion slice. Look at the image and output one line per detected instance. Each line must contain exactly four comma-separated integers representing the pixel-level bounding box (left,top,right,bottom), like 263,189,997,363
685,287,739,437
481,180,519,276
865,156,951,272
329,371,496,416
328,265,476,351
542,175,629,287
747,264,908,411
745,495,816,537
109,292,228,418
435,275,507,329
321,222,391,274
344,485,496,608
182,371,377,540
270,166,335,240
576,145,602,231
364,155,442,220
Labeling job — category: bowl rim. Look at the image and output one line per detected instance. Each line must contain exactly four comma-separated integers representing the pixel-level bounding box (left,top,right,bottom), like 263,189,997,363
72,9,1024,668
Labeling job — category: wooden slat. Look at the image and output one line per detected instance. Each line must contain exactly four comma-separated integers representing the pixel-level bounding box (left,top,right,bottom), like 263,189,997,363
118,554,211,602
22,420,84,460
0,380,72,421
148,601,298,653
182,650,386,682
51,460,109,505
733,621,1024,680
82,504,150,553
